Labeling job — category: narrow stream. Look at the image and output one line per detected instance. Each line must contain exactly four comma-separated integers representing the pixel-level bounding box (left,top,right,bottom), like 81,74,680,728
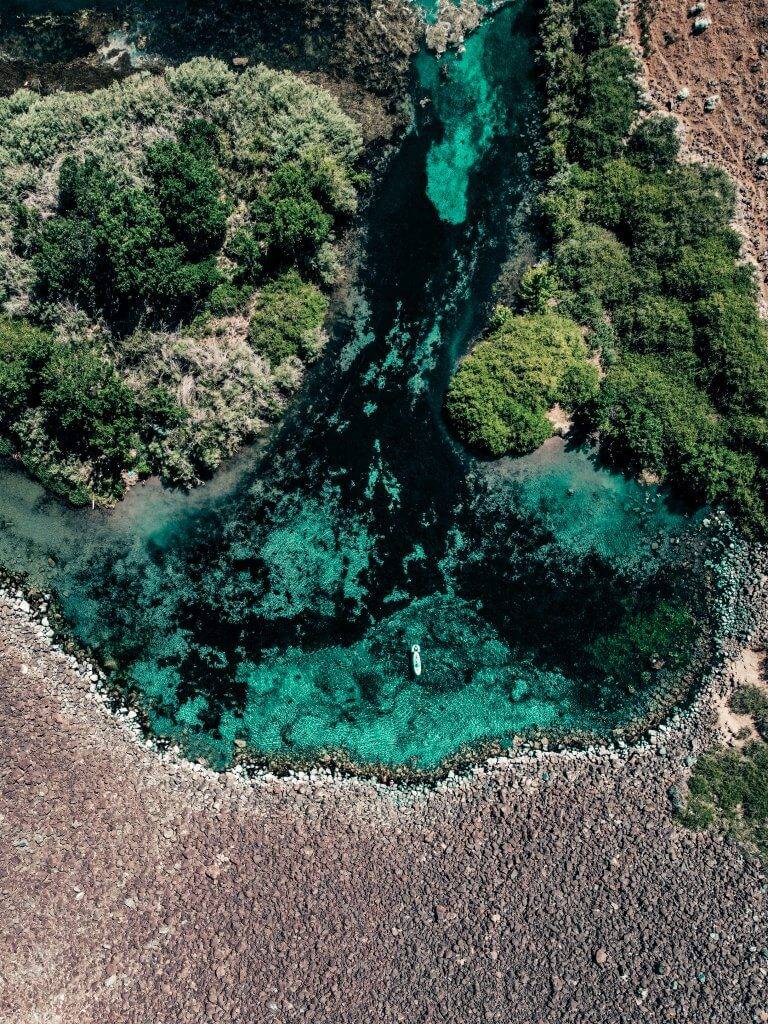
0,1,714,770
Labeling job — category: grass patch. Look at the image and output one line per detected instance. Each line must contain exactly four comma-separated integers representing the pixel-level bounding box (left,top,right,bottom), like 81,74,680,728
679,686,768,859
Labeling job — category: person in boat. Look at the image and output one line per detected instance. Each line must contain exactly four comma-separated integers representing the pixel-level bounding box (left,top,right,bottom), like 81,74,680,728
411,643,422,677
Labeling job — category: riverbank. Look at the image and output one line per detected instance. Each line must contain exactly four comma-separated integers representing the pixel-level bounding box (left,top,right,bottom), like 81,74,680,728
629,0,768,311
1,582,766,1022
0,0,421,144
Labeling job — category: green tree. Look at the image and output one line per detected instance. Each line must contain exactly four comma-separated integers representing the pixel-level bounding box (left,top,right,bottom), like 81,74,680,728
446,311,596,458
572,46,639,167
627,116,680,171
145,130,229,258
574,0,620,51
248,270,329,367
253,162,333,264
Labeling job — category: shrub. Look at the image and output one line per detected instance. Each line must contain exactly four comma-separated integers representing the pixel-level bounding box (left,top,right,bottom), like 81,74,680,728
144,133,230,258
31,152,224,324
597,353,764,509
679,741,768,859
574,0,621,52
611,295,694,361
205,283,252,317
516,263,556,314
553,224,637,321
38,343,138,472
226,229,263,284
627,115,680,171
0,316,51,419
248,271,329,368
445,311,598,457
694,290,768,416
571,46,639,167
730,685,768,740
0,316,156,503
253,161,334,265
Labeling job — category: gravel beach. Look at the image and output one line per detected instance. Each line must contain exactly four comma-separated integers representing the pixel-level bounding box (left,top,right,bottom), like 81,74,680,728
2,588,766,1023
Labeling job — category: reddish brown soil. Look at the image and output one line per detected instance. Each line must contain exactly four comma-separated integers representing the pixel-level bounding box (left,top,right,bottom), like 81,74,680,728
1,597,766,1023
634,0,768,306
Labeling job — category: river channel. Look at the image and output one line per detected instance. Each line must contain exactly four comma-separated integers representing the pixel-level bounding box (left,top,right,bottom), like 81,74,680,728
0,1,716,770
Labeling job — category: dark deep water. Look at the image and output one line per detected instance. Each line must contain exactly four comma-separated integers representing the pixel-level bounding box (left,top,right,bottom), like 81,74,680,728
0,2,719,769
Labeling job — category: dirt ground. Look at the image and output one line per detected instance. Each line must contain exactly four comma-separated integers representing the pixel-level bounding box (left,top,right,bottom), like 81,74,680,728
633,0,768,308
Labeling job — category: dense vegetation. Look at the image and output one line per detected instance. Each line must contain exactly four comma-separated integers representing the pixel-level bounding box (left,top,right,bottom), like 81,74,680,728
0,59,362,503
248,271,329,368
445,309,598,457
449,0,768,533
679,685,768,859
538,0,768,533
0,318,146,503
28,130,227,326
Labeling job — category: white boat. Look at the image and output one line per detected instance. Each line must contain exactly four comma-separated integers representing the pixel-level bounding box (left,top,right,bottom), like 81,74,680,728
411,644,422,677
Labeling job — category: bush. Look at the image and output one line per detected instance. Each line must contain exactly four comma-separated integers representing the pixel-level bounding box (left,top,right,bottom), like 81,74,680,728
226,229,262,284
248,271,328,368
571,46,639,167
597,353,764,509
144,132,230,258
574,0,621,52
679,740,768,859
627,115,680,171
611,295,695,362
730,685,768,740
0,317,51,419
694,290,768,416
445,311,598,457
515,263,556,313
205,283,252,317
0,316,154,503
553,224,637,322
32,151,225,324
253,160,334,265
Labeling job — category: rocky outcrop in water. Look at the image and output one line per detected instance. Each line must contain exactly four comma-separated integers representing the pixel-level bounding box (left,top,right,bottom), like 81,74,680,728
426,0,487,53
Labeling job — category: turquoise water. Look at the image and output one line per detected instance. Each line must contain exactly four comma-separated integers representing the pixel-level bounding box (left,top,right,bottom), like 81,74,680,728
0,3,716,772
417,6,516,223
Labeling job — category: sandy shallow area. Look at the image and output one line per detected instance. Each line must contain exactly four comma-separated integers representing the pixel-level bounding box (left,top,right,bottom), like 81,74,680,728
1,589,767,1023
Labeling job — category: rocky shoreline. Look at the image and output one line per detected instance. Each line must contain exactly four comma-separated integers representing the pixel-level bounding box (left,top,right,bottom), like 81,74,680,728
0,504,752,786
2,561,767,1021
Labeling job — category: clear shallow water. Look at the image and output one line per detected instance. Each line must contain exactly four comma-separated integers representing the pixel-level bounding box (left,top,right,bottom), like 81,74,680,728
0,3,715,770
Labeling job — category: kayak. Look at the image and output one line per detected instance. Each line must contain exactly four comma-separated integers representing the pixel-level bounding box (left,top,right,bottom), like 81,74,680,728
411,643,422,677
